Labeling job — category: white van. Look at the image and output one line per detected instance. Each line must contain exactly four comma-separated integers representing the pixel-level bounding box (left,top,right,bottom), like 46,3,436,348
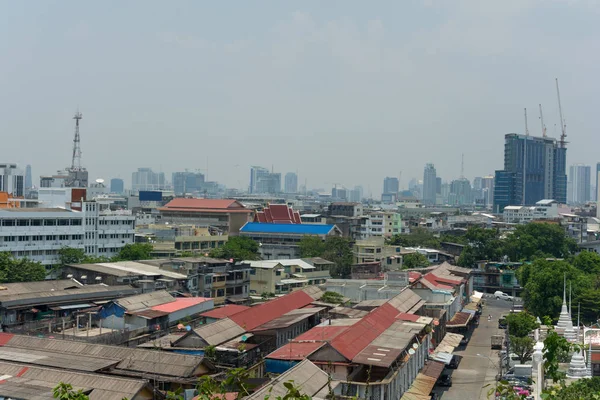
494,291,513,301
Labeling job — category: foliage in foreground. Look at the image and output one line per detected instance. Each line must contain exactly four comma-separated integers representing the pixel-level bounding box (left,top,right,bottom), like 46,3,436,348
0,251,46,283
209,236,260,261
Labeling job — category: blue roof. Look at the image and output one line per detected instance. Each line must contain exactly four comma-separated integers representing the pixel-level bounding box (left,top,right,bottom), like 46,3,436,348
240,222,335,235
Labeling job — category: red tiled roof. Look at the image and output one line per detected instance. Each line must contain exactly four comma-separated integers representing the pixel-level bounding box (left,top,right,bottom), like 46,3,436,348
160,198,251,213
294,326,350,341
151,297,211,313
253,203,302,224
229,290,315,331
266,341,324,360
200,305,249,319
408,271,422,282
329,303,400,360
422,273,454,290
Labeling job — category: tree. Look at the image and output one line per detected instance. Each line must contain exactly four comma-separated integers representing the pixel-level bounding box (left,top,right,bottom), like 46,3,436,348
402,252,429,269
510,335,535,364
503,223,577,261
208,236,260,261
114,243,154,261
572,251,600,275
519,259,590,319
0,252,46,283
505,311,539,338
542,376,600,400
576,288,600,324
53,383,89,400
58,247,111,266
321,237,353,279
298,236,326,258
387,227,440,249
457,246,477,268
462,227,503,261
543,329,572,382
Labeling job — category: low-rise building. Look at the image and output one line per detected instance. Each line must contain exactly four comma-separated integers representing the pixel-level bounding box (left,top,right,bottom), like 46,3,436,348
98,290,213,331
248,258,333,295
328,202,363,217
503,199,561,223
63,261,189,293
362,211,403,238
158,198,253,235
239,222,342,259
353,236,410,267
0,279,139,329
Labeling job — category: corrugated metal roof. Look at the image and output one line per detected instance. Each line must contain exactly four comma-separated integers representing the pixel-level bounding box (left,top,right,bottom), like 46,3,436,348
0,280,82,296
420,360,445,379
70,262,187,279
117,290,175,311
240,222,336,235
161,198,246,210
251,307,324,332
0,361,148,400
199,305,249,319
434,332,463,354
294,325,351,341
266,342,325,361
446,312,472,328
330,306,368,319
229,287,322,331
246,360,329,400
0,333,205,378
186,318,246,346
0,284,138,308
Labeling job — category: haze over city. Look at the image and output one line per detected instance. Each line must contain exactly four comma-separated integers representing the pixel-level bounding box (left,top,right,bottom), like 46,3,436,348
1,1,599,194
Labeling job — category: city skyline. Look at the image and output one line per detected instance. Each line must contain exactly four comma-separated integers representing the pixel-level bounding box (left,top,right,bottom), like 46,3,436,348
2,2,600,195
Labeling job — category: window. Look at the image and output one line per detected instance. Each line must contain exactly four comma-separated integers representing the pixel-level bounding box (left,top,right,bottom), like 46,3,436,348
2,220,15,227
217,289,225,297
17,219,29,227
250,269,256,275
59,235,69,241
32,235,43,241
58,219,69,226
18,236,28,242
31,219,42,226
44,219,56,226
275,270,281,276
46,235,56,241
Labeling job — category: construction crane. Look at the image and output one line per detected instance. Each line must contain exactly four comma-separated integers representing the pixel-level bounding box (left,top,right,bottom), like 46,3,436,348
539,104,547,137
556,78,568,148
71,111,83,170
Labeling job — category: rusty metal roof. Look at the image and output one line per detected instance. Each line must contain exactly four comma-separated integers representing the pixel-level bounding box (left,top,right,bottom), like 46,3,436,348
250,307,324,332
266,342,325,361
446,312,472,328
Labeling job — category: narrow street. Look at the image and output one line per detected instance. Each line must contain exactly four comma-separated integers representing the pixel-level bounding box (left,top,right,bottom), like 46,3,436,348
434,296,513,400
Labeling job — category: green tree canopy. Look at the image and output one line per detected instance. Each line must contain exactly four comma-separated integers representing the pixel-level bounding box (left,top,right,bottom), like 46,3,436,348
209,236,260,261
58,247,111,266
572,251,600,275
503,223,578,261
53,382,89,400
0,252,46,283
505,311,539,337
543,329,572,382
542,376,600,400
402,252,429,269
510,335,535,364
320,291,345,304
114,243,154,261
387,227,440,249
519,259,590,319
298,236,326,258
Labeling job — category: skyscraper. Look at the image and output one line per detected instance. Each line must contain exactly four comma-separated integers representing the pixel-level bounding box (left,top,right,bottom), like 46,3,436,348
449,178,472,206
481,175,495,207
172,171,205,195
597,163,600,218
568,164,591,204
131,168,165,193
422,163,437,205
493,133,567,212
284,172,298,194
383,177,399,195
0,163,24,197
24,165,32,189
249,166,270,194
110,178,124,194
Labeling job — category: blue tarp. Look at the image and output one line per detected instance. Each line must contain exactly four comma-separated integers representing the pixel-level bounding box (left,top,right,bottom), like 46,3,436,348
240,222,335,235
265,359,298,374
97,302,126,319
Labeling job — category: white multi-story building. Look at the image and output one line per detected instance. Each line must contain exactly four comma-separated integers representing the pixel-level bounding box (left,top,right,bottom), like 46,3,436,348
502,199,561,224
0,202,134,271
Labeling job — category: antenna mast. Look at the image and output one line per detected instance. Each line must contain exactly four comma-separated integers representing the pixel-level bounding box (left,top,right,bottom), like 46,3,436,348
539,104,547,137
523,108,528,205
71,111,83,170
460,154,464,179
556,78,567,148
524,108,529,136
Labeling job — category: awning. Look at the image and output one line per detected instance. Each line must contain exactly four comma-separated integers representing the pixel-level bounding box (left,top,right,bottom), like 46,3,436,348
49,303,94,311
430,351,453,364
433,332,463,354
447,312,473,328
470,291,484,303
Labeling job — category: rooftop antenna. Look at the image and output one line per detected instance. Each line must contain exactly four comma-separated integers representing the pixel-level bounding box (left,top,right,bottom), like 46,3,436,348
523,108,528,205
524,108,530,136
539,104,547,137
460,153,464,179
556,78,568,148
71,111,83,170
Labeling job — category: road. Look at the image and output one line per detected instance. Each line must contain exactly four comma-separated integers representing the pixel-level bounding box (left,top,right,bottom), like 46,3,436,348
435,296,514,400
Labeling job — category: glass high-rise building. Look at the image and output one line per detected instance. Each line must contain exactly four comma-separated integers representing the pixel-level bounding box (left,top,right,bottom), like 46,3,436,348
493,134,567,212
172,171,205,195
568,164,591,204
110,178,124,194
422,163,437,205
284,172,298,194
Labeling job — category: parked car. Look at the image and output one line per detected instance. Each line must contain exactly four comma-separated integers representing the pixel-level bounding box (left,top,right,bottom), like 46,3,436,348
447,355,461,369
498,316,507,329
494,291,513,301
437,375,452,387
459,336,470,347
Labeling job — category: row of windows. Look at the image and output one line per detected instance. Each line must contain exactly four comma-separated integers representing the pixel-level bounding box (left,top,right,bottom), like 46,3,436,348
0,218,82,227
0,234,83,242
98,220,134,225
99,234,133,239
11,249,59,257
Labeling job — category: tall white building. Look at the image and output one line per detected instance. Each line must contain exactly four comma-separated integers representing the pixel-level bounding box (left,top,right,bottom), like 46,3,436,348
132,168,165,193
422,163,437,205
568,164,591,205
0,201,135,271
0,163,24,197
284,172,298,194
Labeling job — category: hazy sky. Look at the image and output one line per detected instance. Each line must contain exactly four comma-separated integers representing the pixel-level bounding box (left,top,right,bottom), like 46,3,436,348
1,1,599,196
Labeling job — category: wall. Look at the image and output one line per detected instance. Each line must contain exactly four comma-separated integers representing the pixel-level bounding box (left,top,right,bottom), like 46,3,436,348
167,301,214,325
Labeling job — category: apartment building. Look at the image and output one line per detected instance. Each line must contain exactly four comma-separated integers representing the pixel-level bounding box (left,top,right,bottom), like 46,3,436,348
247,258,334,295
0,201,135,270
362,211,402,238
502,199,561,223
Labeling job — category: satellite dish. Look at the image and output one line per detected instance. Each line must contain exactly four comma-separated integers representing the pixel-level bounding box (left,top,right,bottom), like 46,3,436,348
95,178,105,184
186,325,191,331
241,335,248,341
412,343,419,350
408,349,416,355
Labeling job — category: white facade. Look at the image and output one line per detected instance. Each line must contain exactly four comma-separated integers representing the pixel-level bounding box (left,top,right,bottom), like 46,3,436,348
0,202,134,270
503,199,560,223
